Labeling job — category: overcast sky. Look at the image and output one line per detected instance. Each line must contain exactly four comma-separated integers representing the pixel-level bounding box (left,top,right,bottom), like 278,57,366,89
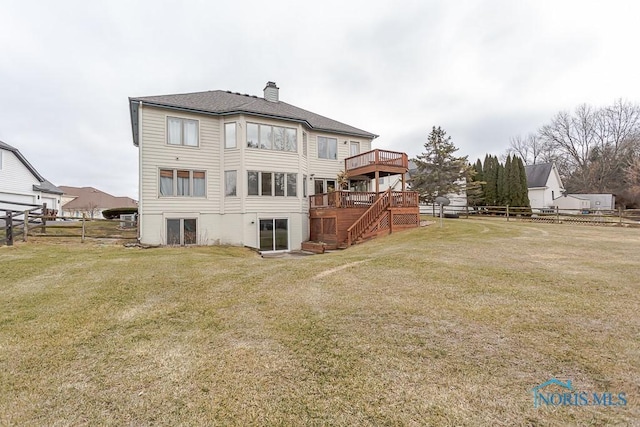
2,0,639,199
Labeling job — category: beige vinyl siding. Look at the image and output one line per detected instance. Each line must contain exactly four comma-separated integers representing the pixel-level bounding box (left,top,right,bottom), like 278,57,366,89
307,133,372,193
139,106,221,215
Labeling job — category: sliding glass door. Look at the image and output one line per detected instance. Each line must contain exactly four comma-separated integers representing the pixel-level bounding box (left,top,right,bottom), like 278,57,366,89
259,218,288,251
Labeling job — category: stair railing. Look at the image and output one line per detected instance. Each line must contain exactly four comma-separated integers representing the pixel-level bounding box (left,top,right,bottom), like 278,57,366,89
346,188,392,246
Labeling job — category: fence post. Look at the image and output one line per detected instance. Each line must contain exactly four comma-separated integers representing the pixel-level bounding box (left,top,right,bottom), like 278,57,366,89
556,206,560,224
82,213,86,243
465,205,469,219
23,209,29,242
6,211,13,246
506,205,510,222
41,203,47,234
619,207,623,226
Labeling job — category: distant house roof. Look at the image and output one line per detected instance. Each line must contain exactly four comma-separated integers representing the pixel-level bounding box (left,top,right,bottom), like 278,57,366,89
129,88,378,146
0,140,63,195
524,163,554,188
59,186,138,210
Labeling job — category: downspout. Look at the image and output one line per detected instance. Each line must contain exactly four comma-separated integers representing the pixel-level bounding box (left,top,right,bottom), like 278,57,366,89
137,101,143,243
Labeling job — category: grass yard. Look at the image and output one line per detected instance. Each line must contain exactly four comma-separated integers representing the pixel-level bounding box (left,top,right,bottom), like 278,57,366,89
0,219,638,425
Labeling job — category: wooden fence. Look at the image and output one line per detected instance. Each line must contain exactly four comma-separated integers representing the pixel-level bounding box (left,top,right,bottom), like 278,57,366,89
425,204,640,227
1,199,137,246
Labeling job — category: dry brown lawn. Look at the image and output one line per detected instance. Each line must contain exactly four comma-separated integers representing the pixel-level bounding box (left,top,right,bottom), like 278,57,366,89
0,218,638,425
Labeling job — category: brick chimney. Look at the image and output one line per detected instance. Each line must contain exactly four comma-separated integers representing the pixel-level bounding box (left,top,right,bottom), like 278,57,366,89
263,81,279,102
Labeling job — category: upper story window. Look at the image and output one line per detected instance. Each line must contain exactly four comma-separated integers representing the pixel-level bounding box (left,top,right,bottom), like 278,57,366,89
350,141,360,156
167,117,198,147
246,123,297,152
318,136,337,160
160,169,206,197
225,123,237,149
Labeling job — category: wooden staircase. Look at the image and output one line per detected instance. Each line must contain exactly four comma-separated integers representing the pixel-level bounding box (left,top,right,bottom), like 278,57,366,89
346,188,392,247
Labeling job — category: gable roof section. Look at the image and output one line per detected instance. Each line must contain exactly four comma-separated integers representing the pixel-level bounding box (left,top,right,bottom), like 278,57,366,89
129,90,377,146
59,186,137,209
524,163,553,188
0,140,63,195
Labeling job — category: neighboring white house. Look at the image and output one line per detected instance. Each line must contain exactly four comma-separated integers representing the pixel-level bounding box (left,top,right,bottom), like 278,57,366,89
0,140,63,213
524,162,564,210
129,81,377,250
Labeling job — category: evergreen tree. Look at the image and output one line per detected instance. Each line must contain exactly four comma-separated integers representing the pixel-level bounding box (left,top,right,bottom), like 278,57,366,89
503,154,513,205
516,156,531,207
483,155,497,205
467,160,485,206
412,126,470,204
474,158,484,183
496,162,505,205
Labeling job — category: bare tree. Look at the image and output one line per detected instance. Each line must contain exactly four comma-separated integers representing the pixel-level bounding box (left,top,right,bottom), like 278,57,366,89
506,133,546,165
538,100,640,193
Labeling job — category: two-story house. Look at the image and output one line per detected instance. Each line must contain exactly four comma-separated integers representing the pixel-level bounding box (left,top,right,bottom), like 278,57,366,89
130,82,419,251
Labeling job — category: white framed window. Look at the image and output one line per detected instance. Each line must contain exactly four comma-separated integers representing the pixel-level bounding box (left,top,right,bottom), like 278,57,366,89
350,141,360,156
159,169,206,197
287,173,297,197
167,117,199,147
225,170,237,196
246,122,297,152
247,171,297,196
225,123,237,149
167,218,197,245
318,136,337,159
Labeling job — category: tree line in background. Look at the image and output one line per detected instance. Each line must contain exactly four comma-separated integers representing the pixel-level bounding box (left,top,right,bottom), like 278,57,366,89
506,99,640,207
467,155,530,208
411,126,531,208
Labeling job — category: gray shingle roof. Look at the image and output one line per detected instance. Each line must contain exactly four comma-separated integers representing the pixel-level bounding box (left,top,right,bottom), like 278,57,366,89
59,186,137,209
34,180,63,195
129,89,377,146
524,163,553,188
0,140,62,194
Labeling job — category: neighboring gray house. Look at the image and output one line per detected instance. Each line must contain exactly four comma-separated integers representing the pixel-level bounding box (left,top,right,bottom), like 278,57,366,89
0,140,63,213
553,193,590,212
525,162,564,210
566,193,616,211
129,81,377,250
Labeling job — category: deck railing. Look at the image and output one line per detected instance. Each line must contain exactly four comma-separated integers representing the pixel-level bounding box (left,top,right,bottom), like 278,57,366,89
310,190,418,209
345,149,408,172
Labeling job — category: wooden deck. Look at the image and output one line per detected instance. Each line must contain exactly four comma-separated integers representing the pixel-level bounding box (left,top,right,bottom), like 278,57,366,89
308,190,420,248
345,149,409,178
